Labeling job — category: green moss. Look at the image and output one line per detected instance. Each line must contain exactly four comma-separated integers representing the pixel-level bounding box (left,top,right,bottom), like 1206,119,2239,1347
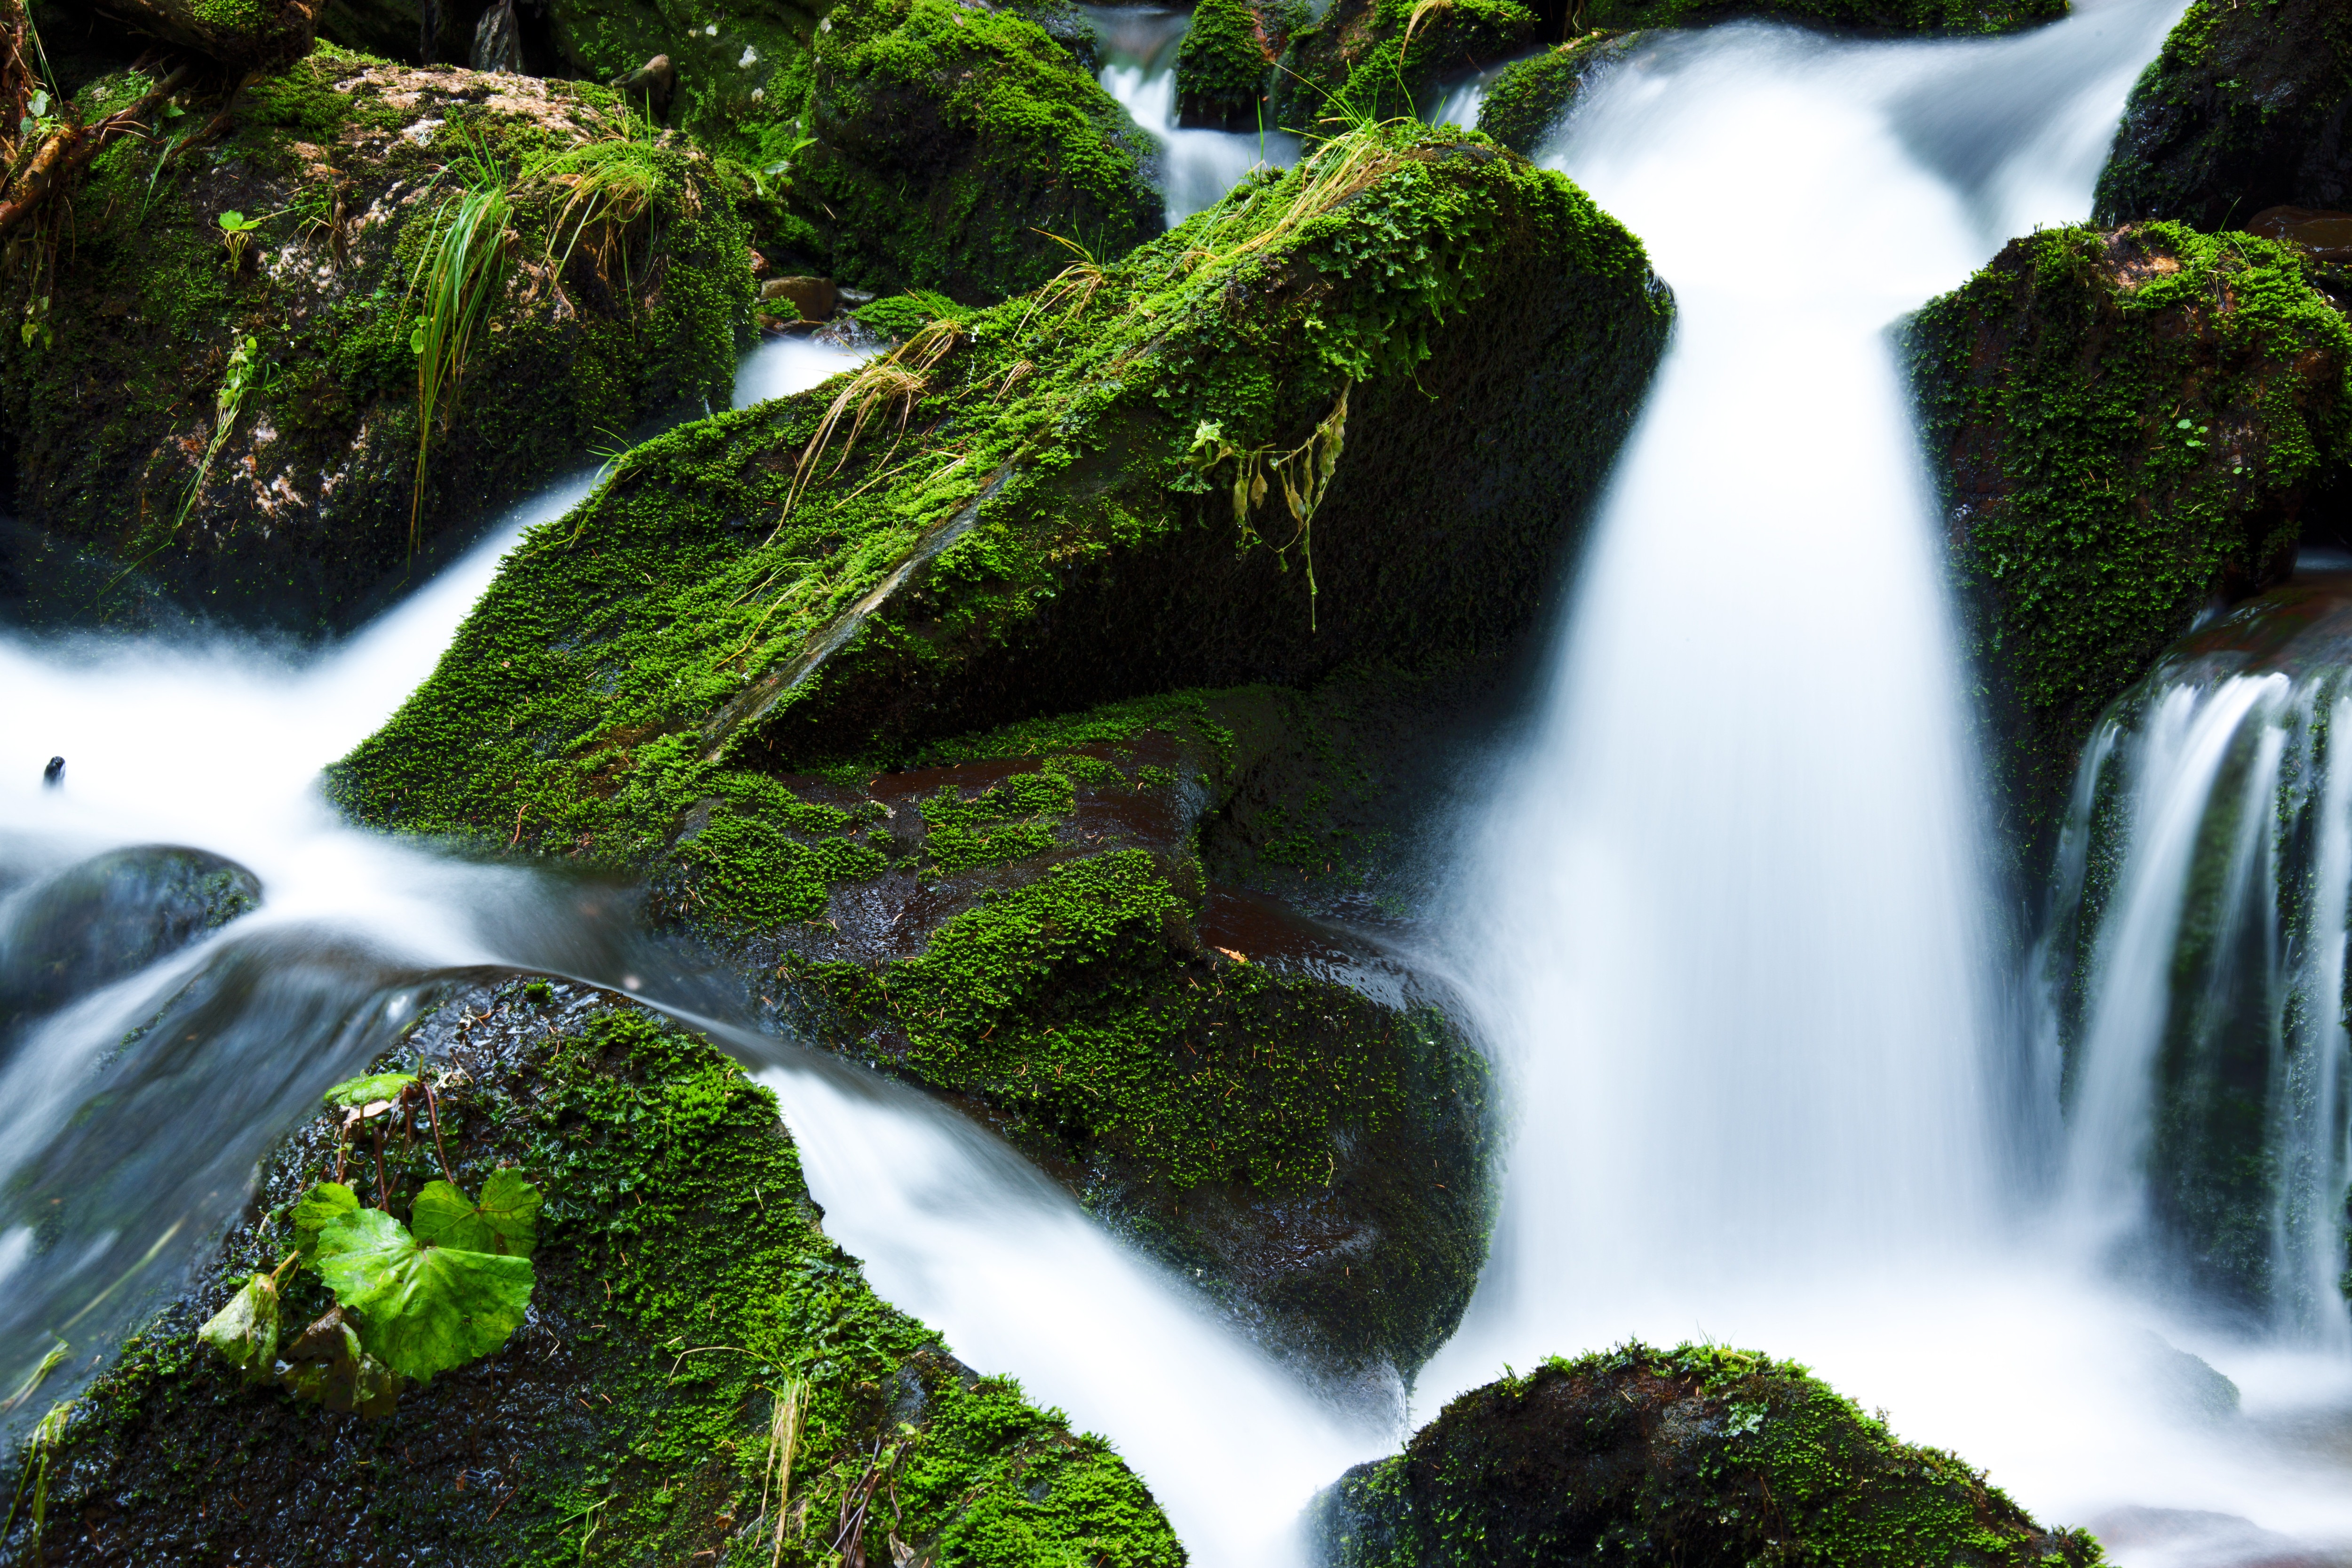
1902,221,2352,869
1475,32,1633,154
1176,0,1297,130
1314,1341,2105,1567
1580,0,2062,31
0,53,753,635
328,121,1669,874
8,989,1179,1567
1285,0,1538,128
539,0,822,169
2091,0,2352,228
795,0,1164,302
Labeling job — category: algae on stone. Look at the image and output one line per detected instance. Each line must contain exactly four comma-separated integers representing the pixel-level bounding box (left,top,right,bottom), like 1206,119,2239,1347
3,980,1182,1567
2093,0,2352,231
1902,221,2352,873
0,49,752,635
1311,1341,2106,1567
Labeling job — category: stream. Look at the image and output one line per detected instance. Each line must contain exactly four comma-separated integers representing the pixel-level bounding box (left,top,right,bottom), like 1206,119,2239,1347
3,0,2352,1563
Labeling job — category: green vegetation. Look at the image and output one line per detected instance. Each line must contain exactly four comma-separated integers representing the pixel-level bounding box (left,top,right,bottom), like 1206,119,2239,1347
9,988,1181,1567
1177,0,1305,130
0,48,752,634
1314,1340,2106,1566
2091,0,2352,228
794,0,1164,302
1278,0,1539,129
1902,221,2352,868
328,119,1669,875
1474,32,1632,152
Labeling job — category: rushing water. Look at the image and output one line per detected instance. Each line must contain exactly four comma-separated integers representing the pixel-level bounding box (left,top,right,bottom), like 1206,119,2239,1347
1425,0,2352,1557
4,4,2352,1563
1088,5,1301,225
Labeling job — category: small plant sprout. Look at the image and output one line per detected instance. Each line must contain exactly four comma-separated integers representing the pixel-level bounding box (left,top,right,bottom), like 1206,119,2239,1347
760,1377,808,1566
405,124,515,553
1190,382,1351,628
0,1400,72,1559
197,1069,544,1413
216,208,266,268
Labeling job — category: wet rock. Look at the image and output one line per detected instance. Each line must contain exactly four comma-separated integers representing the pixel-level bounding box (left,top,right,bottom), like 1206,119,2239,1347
2138,1331,2241,1426
1176,0,1304,131
0,844,261,1035
794,0,1165,303
2091,0,2352,231
1901,221,2352,873
0,52,753,636
759,272,839,319
2247,204,2352,263
40,756,62,788
89,0,318,71
607,49,676,118
1475,30,1639,155
1574,0,2060,31
1273,0,1537,129
1,978,1181,1565
1309,1341,2106,1568
470,0,524,71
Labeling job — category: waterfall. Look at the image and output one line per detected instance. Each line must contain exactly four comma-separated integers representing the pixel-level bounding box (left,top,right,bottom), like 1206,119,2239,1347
1421,0,2352,1549
2045,575,2352,1349
1087,4,1301,224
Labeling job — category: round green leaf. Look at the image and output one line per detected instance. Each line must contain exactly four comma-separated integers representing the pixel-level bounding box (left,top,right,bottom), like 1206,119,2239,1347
312,1209,533,1381
292,1180,360,1258
410,1170,540,1258
323,1072,417,1110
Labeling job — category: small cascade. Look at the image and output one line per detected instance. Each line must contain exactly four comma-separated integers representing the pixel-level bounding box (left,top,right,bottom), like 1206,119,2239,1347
1088,4,1300,223
2044,572,2352,1346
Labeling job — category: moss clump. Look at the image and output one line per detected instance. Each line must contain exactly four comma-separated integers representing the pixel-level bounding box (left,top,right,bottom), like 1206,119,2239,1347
2092,0,2352,229
794,0,1165,303
1177,0,1306,131
535,0,824,168
1276,0,1537,129
7,983,1181,1567
1474,32,1636,155
0,51,752,636
1901,222,2352,872
327,121,1669,870
1310,1341,2106,1567
1577,0,2061,31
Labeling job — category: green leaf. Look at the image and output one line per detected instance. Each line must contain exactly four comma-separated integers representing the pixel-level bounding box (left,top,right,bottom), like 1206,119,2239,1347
197,1272,280,1375
219,210,244,231
292,1180,360,1258
410,323,427,354
411,1170,540,1258
323,1072,416,1110
312,1209,534,1381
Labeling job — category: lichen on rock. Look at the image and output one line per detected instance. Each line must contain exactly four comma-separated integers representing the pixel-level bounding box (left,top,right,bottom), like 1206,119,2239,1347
1309,1341,2106,1567
1901,221,2352,873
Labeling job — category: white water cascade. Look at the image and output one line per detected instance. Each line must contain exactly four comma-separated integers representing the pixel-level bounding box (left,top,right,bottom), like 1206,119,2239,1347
1088,5,1301,224
1422,0,2352,1558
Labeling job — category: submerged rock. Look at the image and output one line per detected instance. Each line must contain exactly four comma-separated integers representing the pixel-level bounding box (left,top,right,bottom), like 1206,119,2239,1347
2091,0,2352,231
0,844,260,1035
3,978,1181,1566
1309,1342,2105,1567
1901,221,2352,870
0,50,752,636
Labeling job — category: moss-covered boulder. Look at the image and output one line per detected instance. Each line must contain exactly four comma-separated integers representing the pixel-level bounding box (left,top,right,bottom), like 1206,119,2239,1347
5,979,1181,1566
95,0,320,71
1573,0,2060,30
1274,0,1537,130
1176,0,1306,131
1309,1342,2106,1567
791,0,1164,303
0,51,752,635
1473,29,1637,154
2092,0,2352,230
1901,221,2352,870
540,0,821,163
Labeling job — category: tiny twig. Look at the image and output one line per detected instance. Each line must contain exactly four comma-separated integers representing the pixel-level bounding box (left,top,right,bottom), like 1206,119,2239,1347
418,1078,457,1186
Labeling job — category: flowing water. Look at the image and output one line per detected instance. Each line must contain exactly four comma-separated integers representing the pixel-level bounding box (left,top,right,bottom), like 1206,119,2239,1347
5,4,2352,1564
1088,5,1301,224
1423,0,2352,1557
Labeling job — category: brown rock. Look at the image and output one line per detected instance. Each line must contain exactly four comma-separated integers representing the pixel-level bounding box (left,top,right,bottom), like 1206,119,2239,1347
759,275,840,321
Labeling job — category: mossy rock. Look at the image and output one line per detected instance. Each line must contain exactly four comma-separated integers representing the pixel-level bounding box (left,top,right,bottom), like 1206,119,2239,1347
2092,0,2352,230
790,0,1165,304
1176,0,1308,132
0,51,753,637
1901,221,2352,876
1574,0,2061,31
2,979,1182,1567
0,845,260,1040
1473,29,1638,156
326,120,1669,857
1308,1341,2106,1567
540,0,823,162
1273,0,1538,130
